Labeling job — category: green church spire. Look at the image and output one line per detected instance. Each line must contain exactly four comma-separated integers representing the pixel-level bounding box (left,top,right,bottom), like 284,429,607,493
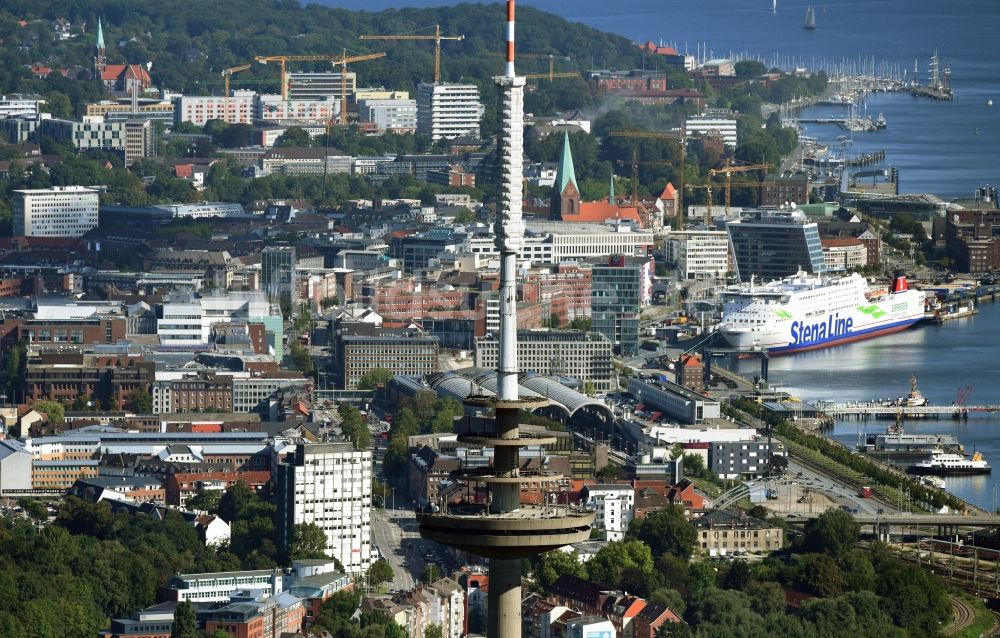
554,129,577,194
609,174,615,203
96,18,105,50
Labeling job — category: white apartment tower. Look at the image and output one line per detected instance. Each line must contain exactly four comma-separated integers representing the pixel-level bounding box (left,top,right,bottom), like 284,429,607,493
664,229,731,281
685,112,739,148
174,92,255,126
276,442,373,574
416,82,483,140
14,186,99,237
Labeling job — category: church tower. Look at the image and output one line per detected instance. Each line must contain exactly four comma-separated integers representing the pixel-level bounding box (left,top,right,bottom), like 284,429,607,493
549,129,581,220
94,18,107,79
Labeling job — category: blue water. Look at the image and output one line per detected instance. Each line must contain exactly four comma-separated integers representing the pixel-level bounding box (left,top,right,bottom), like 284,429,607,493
317,0,1000,197
735,301,1000,510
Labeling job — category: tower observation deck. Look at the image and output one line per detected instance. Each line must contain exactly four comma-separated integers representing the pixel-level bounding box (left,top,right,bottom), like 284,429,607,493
416,2,594,637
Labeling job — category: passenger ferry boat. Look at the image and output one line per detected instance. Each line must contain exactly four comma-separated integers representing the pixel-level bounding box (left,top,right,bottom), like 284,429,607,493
909,450,991,475
719,272,925,354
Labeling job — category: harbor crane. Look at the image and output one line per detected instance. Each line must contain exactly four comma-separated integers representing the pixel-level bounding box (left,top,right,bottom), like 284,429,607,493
360,25,464,84
254,52,386,107
608,130,686,229
708,160,770,216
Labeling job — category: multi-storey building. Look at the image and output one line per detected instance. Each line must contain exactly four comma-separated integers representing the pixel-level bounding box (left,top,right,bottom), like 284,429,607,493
261,246,297,307
726,208,825,282
276,442,373,574
359,98,418,132
0,94,44,117
684,111,738,148
820,237,868,271
25,348,153,409
710,440,771,479
333,323,439,389
165,569,285,602
945,209,1000,273
692,509,783,555
13,186,99,237
590,256,652,357
232,375,308,413
761,174,810,207
287,72,356,101
156,293,283,357
84,99,175,124
151,372,233,414
416,82,482,140
464,222,654,265
38,117,125,152
664,229,730,281
124,118,155,165
255,94,339,124
580,484,635,541
474,330,615,392
174,92,255,126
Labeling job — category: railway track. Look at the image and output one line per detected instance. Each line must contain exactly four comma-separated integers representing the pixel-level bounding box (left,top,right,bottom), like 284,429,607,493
945,595,976,636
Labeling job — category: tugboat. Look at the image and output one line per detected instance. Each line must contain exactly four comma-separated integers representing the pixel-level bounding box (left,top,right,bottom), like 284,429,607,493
909,449,991,475
875,113,887,130
895,375,928,407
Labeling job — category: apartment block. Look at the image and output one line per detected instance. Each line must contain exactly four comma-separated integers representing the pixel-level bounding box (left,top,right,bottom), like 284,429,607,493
276,443,373,574
416,82,482,140
474,330,614,392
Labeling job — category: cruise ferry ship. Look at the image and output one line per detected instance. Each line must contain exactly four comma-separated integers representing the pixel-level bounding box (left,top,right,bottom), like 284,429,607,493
909,450,991,475
719,272,925,353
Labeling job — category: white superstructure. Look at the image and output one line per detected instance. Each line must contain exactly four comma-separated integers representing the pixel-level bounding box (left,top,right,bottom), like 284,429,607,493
720,272,925,353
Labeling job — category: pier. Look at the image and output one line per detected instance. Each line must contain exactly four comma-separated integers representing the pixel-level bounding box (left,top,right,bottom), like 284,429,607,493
817,402,1000,420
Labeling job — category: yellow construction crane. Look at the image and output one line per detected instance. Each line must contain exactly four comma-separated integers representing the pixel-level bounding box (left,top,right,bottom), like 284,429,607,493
708,160,770,216
221,64,252,98
520,53,573,81
524,71,581,82
360,25,464,84
608,130,687,229
253,52,386,102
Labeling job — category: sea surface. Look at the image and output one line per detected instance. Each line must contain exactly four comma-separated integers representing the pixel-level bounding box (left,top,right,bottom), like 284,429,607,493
318,0,1000,197
734,301,1000,511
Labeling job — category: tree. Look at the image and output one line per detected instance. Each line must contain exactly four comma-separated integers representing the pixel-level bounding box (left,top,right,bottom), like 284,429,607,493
126,387,153,414
33,400,64,425
425,624,443,638
171,600,198,638
367,559,395,586
795,553,846,597
289,523,328,560
734,60,768,77
185,489,222,513
586,540,654,589
395,407,420,437
422,564,441,583
218,482,256,523
536,550,587,591
800,508,859,558
626,505,698,559
275,126,312,147
357,367,394,390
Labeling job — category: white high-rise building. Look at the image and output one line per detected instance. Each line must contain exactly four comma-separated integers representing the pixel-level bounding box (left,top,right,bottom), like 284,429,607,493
581,484,635,541
277,443,373,574
287,72,356,101
664,229,731,281
174,92,255,126
685,112,739,148
416,82,482,140
359,98,417,132
13,186,99,237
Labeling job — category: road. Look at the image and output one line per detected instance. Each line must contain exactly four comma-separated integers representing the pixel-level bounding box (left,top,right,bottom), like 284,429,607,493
371,506,463,592
751,458,898,517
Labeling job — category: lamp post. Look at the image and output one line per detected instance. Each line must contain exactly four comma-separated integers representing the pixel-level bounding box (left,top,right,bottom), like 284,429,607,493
391,485,396,512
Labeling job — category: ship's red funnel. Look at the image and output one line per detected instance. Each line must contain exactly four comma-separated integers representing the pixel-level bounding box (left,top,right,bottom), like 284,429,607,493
892,273,908,292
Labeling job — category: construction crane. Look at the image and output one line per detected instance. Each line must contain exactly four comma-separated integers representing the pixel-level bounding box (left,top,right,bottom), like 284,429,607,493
221,64,252,98
608,130,686,229
360,25,464,84
708,160,770,216
688,179,768,218
253,52,386,102
520,53,573,81
524,71,581,82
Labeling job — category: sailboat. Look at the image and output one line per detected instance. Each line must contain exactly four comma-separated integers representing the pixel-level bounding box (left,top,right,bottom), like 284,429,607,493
804,4,816,29
772,0,777,13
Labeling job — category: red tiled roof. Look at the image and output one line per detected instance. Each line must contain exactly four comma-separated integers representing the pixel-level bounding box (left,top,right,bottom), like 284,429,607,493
660,182,678,200
563,201,643,225
101,63,152,84
821,237,865,248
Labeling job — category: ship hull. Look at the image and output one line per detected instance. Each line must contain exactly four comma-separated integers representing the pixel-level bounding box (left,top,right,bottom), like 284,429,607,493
721,317,921,354
907,466,991,476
